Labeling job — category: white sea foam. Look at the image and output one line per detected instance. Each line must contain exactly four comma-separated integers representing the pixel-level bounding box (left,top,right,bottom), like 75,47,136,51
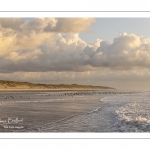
116,98,150,125
39,92,150,132
89,107,101,113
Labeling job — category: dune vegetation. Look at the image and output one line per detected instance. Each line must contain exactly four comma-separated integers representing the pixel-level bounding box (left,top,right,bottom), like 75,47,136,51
0,80,114,90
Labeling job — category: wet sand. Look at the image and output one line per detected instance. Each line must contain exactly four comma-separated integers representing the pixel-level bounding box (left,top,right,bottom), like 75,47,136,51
0,89,111,92
0,91,109,132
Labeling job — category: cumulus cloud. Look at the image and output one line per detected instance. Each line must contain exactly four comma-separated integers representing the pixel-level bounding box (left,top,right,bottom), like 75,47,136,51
1,32,150,72
1,18,150,74
0,18,95,56
21,18,95,33
94,33,150,69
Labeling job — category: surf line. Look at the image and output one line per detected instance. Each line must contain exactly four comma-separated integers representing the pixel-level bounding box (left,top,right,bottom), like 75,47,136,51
16,96,111,132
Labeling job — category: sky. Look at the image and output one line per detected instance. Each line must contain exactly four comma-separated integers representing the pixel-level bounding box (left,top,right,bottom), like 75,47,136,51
0,18,150,90
80,18,150,43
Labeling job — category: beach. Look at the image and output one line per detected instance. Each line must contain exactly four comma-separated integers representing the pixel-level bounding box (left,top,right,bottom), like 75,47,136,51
0,90,109,132
0,90,149,132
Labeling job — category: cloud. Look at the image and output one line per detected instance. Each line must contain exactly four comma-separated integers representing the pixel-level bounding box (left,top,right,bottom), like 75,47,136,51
1,18,150,73
2,33,93,72
0,18,24,31
1,31,150,73
21,18,95,33
43,18,95,32
0,18,95,57
93,32,150,69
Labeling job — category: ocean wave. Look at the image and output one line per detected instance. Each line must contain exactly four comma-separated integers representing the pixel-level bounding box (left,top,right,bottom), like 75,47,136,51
115,98,150,131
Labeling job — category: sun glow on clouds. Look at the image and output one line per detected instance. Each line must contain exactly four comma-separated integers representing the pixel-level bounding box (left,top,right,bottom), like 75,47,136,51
0,18,150,89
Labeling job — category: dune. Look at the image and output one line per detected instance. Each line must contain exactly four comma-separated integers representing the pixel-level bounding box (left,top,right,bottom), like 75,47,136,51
0,80,114,91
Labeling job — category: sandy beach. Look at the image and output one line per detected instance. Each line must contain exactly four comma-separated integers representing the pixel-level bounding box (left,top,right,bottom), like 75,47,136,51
0,89,149,132
0,90,109,132
0,88,112,92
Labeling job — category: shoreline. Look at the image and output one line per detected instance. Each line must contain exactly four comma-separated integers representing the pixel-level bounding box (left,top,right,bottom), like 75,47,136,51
0,88,115,92
0,91,108,132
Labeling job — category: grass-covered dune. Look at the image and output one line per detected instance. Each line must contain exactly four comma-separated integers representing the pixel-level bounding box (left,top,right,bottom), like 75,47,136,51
0,80,114,90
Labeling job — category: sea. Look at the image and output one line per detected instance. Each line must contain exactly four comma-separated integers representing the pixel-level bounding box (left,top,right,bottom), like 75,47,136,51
0,90,150,132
